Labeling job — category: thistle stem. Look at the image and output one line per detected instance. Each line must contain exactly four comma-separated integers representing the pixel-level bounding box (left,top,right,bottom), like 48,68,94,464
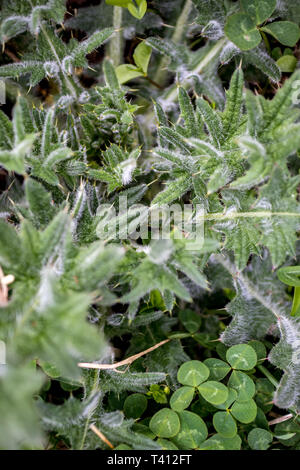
40,22,79,98
257,364,279,388
109,6,123,67
291,286,300,317
154,0,193,85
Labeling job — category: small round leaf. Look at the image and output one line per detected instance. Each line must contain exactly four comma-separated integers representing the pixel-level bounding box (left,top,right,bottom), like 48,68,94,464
199,433,242,450
203,358,231,381
198,381,229,405
225,13,261,51
177,360,210,387
115,444,132,450
277,55,297,73
149,408,180,438
179,309,201,333
248,340,267,361
261,21,300,48
124,393,148,419
214,388,238,411
213,411,237,438
231,399,257,424
172,411,208,449
241,0,276,24
228,370,255,401
255,378,275,413
157,438,178,450
226,344,257,370
170,386,195,412
248,428,273,450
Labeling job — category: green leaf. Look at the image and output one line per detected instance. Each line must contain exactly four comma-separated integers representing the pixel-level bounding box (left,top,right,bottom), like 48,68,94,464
172,411,208,449
198,381,229,405
213,411,237,438
0,135,35,174
133,41,152,74
199,433,242,450
149,408,180,438
221,68,244,141
124,393,148,419
248,340,267,362
177,361,210,387
0,366,44,450
43,147,73,168
170,386,195,412
0,220,22,270
224,13,261,51
151,174,191,206
228,370,256,402
156,439,178,450
115,64,144,84
203,358,231,381
71,242,124,291
260,22,300,47
106,0,130,6
179,309,201,334
214,388,238,411
75,27,114,57
179,88,198,138
241,0,276,24
0,62,46,87
248,428,273,450
277,55,297,73
277,265,300,287
120,258,192,304
226,344,257,370
196,98,223,148
128,0,147,20
230,399,257,423
115,444,133,450
39,360,61,379
274,420,300,447
0,110,13,149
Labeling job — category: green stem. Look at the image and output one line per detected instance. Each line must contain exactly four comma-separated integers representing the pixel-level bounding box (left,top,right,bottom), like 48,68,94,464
291,286,300,317
40,22,79,97
172,0,193,45
257,364,279,388
154,0,193,85
109,6,123,67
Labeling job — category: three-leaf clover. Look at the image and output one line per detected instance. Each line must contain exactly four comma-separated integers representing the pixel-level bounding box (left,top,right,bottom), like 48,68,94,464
225,0,300,51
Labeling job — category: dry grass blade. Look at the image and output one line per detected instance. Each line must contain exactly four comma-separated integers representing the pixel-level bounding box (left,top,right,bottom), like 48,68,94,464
268,413,294,426
89,424,114,449
78,339,170,370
